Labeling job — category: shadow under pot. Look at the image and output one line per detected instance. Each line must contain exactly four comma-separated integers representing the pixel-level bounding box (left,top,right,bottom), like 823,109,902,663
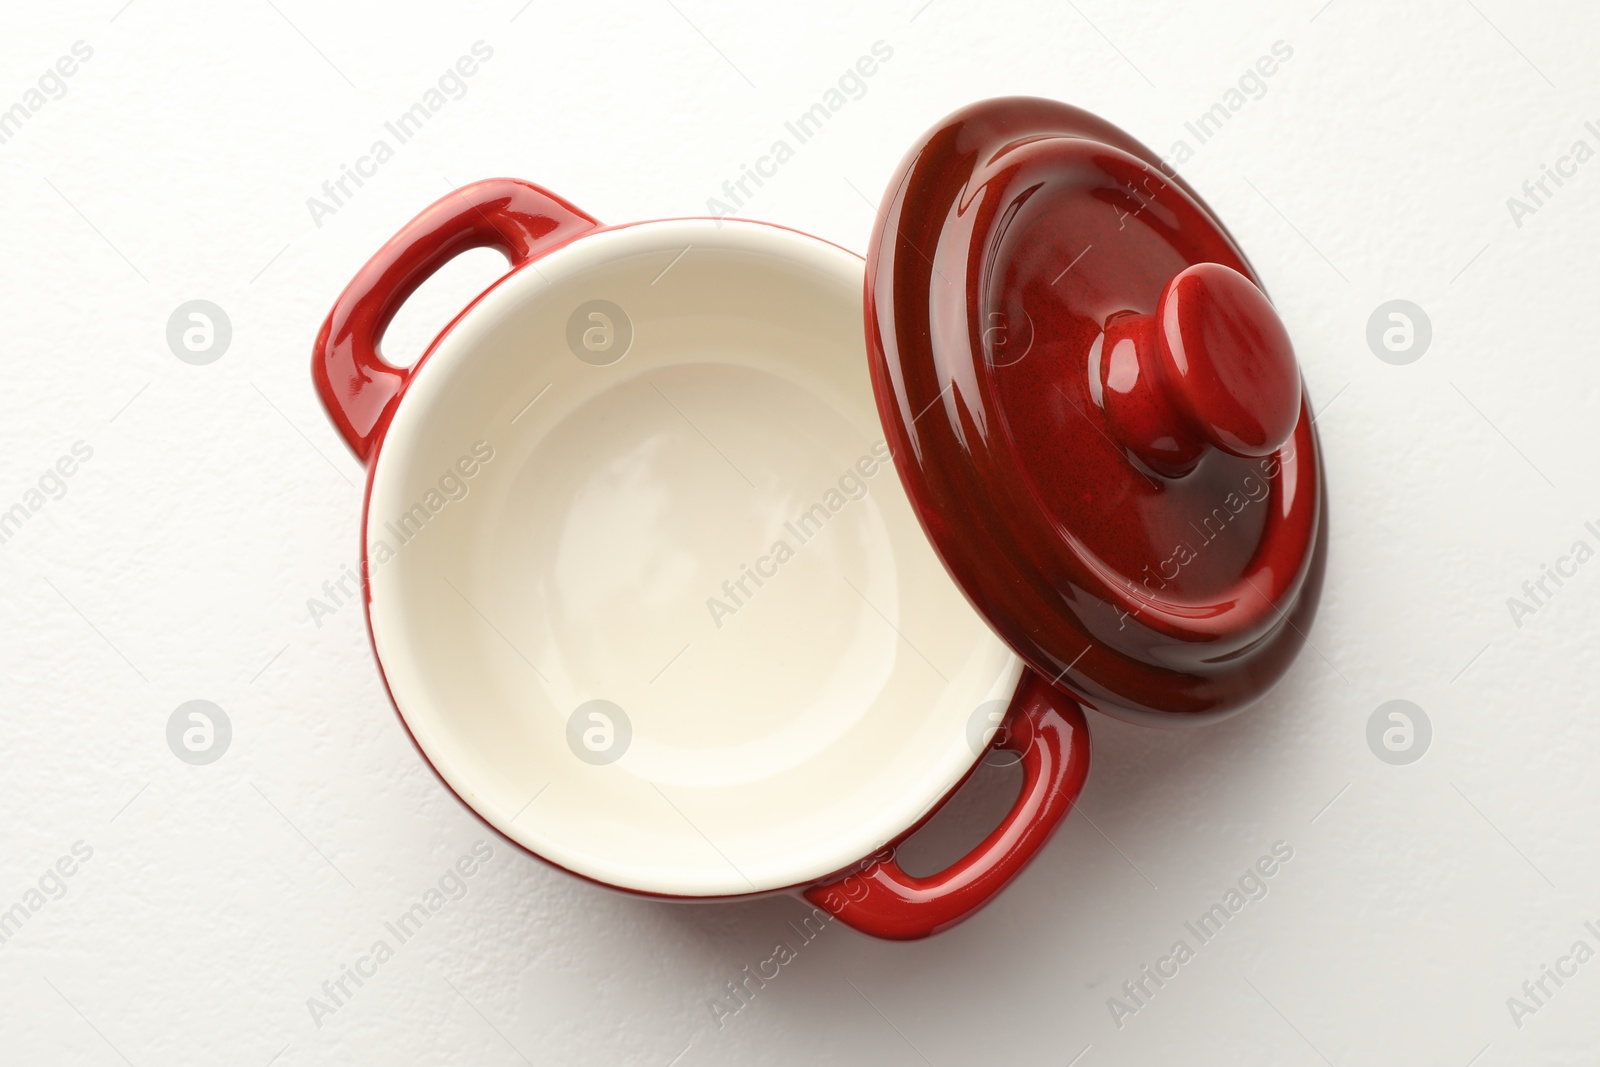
312,96,1325,940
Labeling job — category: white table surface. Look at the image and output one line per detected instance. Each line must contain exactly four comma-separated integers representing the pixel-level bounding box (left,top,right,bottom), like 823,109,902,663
3,1,1597,1063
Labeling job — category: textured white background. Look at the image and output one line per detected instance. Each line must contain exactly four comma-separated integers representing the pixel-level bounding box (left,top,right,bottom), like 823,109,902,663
2,0,1597,1064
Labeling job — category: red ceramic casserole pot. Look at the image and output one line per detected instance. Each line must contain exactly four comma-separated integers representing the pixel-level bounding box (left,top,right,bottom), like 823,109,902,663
312,97,1324,940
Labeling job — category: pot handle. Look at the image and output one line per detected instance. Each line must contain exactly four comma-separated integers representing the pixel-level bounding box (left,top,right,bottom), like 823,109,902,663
312,178,600,462
804,670,1090,940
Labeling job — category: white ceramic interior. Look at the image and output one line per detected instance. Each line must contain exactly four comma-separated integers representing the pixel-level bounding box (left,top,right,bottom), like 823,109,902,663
365,219,1021,897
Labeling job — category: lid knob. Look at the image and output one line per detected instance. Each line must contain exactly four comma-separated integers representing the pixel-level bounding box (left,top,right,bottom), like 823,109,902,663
1098,263,1301,478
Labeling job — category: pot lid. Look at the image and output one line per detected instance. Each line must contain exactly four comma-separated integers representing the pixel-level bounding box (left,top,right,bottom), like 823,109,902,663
865,97,1326,722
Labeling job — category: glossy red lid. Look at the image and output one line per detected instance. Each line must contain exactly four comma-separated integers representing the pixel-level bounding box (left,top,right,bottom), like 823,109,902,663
866,97,1326,722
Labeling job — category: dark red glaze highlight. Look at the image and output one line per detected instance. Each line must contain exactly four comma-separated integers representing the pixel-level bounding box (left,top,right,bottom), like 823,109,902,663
1102,263,1300,477
805,670,1090,940
1158,263,1301,459
313,178,599,461
865,97,1326,721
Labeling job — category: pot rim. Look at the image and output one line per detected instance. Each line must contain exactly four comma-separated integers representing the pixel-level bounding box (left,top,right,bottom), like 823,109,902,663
359,215,1026,898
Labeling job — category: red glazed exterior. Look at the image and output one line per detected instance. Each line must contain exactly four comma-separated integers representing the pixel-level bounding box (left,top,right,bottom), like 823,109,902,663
312,178,1092,941
865,97,1327,723
311,180,599,462
805,669,1089,939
